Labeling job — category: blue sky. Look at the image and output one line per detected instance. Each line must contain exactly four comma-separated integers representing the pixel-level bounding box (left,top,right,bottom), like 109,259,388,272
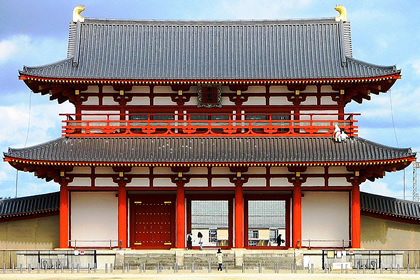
0,0,419,199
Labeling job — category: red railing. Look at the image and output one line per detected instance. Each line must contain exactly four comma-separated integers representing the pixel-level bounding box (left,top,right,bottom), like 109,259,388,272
61,113,359,137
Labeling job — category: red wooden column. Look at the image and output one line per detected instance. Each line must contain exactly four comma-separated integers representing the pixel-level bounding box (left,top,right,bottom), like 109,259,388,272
176,183,185,248
235,183,244,248
351,182,361,248
292,182,302,248
59,182,69,248
118,182,127,248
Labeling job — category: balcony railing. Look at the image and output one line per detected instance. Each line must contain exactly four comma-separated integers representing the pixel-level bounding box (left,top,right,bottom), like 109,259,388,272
61,113,359,137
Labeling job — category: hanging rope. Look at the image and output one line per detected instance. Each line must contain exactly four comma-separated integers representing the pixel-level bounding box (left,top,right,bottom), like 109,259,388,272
15,90,32,198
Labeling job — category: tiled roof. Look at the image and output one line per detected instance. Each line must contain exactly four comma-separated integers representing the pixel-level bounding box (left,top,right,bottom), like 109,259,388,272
19,18,399,81
0,192,59,219
361,192,420,221
4,136,414,165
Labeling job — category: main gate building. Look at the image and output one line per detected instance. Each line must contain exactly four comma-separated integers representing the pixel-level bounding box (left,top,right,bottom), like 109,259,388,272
3,6,416,250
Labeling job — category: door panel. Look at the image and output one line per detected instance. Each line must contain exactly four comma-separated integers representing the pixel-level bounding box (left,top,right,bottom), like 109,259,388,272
130,196,175,248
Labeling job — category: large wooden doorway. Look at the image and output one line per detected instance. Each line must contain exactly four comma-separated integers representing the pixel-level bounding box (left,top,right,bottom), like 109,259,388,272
129,194,175,249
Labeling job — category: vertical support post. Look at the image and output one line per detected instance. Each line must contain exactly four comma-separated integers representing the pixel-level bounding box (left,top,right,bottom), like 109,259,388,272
351,182,361,248
292,182,302,248
118,182,127,248
235,183,244,248
176,183,185,248
59,183,69,248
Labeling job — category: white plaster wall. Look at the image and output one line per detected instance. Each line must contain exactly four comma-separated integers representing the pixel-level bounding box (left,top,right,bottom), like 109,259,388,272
102,86,117,93
301,177,325,187
70,192,118,247
126,178,150,187
154,86,172,93
301,191,349,247
95,167,114,174
243,178,266,187
221,96,233,106
84,96,99,105
127,167,149,175
321,96,337,105
154,167,172,174
304,85,317,93
94,177,116,187
185,178,208,187
184,96,197,106
211,178,232,187
270,167,293,174
329,166,350,174
245,97,266,105
68,177,91,187
188,167,208,175
81,85,99,93
81,110,119,120
247,167,266,174
103,96,118,105
247,86,266,93
321,85,334,92
212,167,230,174
131,86,150,94
301,96,317,105
130,96,150,105
153,178,174,187
269,96,289,105
153,97,173,105
68,167,91,174
305,167,325,174
300,110,338,119
269,85,288,93
270,177,290,187
328,177,352,187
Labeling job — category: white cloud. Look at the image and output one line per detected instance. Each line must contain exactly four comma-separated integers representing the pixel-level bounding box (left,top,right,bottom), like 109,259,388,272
0,35,29,63
0,34,67,66
361,181,404,199
409,59,420,77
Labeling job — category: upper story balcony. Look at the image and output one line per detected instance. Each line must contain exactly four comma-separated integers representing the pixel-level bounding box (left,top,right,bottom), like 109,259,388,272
61,112,359,138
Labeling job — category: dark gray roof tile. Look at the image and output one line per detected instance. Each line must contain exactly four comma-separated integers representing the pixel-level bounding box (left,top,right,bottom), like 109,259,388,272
20,18,398,81
361,192,420,221
0,192,59,219
4,137,414,165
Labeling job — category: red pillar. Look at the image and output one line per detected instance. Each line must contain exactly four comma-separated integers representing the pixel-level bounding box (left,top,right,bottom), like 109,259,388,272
59,183,69,248
351,183,361,248
176,184,185,248
292,183,302,248
235,184,244,248
118,183,127,248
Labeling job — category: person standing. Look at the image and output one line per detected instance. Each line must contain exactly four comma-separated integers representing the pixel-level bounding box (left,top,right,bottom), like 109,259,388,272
197,232,203,250
276,234,284,246
216,248,223,271
187,231,193,250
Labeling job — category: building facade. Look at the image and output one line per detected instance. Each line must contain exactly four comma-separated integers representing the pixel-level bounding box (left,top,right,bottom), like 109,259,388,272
3,6,416,250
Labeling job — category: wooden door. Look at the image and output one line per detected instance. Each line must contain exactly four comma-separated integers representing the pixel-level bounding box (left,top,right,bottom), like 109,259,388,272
130,195,175,248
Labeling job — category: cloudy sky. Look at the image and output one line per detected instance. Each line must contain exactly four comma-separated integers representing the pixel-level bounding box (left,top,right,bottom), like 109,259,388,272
1,0,419,200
